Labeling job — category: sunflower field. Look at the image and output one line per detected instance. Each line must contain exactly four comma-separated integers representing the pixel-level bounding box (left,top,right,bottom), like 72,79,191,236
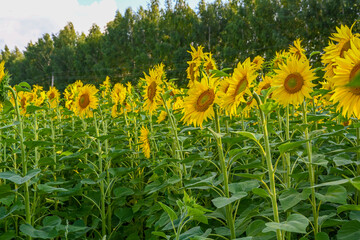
1,22,360,240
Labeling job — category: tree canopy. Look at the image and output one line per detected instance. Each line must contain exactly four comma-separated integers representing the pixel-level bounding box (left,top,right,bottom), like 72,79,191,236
1,0,359,90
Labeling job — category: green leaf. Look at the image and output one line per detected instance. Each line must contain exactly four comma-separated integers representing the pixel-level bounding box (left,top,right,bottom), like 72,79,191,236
234,173,264,181
279,188,309,211
0,169,40,185
231,131,263,142
152,231,169,239
113,187,134,198
338,204,360,214
350,177,360,190
211,192,247,208
278,140,308,154
158,202,177,222
20,224,58,239
37,184,68,193
315,185,347,205
0,202,22,220
252,188,270,199
42,216,61,226
0,232,16,240
264,214,309,234
315,232,329,240
337,220,360,240
228,180,259,193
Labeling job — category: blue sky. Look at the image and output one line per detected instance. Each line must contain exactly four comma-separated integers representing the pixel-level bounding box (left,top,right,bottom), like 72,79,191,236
0,0,211,51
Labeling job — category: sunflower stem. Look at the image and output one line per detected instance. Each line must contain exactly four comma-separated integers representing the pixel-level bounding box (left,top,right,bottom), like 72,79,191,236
6,86,32,240
253,92,282,240
214,106,236,240
93,113,107,238
302,101,318,236
356,127,360,204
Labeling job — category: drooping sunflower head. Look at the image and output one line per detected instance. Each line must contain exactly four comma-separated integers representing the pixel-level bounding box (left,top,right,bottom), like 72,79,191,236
47,86,60,108
272,55,316,106
140,126,151,159
289,38,307,60
220,58,257,116
204,53,217,76
31,85,46,107
186,59,201,87
75,84,99,117
157,110,168,123
272,50,289,69
100,76,111,99
181,73,219,128
252,55,265,71
0,61,10,103
256,75,272,95
142,65,164,113
188,45,205,61
111,83,127,105
17,91,32,115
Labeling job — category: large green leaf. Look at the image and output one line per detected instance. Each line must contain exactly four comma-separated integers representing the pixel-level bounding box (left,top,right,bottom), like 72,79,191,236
264,214,309,234
279,188,310,211
0,169,40,185
158,202,177,222
337,220,360,240
212,192,247,208
20,224,58,239
337,204,360,214
315,185,347,205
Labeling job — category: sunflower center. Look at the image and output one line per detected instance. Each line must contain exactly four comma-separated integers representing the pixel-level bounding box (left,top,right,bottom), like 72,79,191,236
49,92,55,100
21,97,27,109
195,89,215,112
189,63,196,82
284,73,304,94
147,81,157,102
234,77,248,96
79,93,90,108
340,40,351,58
349,63,360,95
206,62,214,75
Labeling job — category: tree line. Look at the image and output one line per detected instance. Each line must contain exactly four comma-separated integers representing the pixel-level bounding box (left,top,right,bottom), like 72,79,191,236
1,0,359,90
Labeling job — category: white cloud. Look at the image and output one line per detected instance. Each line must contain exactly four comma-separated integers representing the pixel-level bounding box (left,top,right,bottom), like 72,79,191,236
0,0,118,51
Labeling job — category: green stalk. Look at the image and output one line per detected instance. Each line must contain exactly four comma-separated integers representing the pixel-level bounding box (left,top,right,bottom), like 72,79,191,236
302,101,318,236
214,106,236,239
253,93,282,240
357,127,360,204
93,113,107,237
7,86,31,239
285,106,291,188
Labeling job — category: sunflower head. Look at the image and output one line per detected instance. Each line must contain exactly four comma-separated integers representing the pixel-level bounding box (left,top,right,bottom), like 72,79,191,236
100,76,111,99
272,55,316,106
252,55,265,71
220,58,257,116
142,64,164,113
0,61,10,103
47,86,60,108
140,126,151,159
181,73,219,128
75,84,99,117
289,38,306,60
204,53,217,76
111,83,127,105
157,110,168,123
256,75,272,95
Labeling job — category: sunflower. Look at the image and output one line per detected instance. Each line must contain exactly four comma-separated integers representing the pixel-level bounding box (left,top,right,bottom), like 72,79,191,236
75,84,99,117
256,75,272,95
0,61,5,82
126,82,132,94
157,110,167,123
330,37,360,118
111,83,127,105
31,85,46,107
221,58,257,116
17,91,32,115
181,73,219,128
186,59,202,87
100,76,111,99
252,55,265,71
142,64,164,113
272,55,316,106
140,126,151,159
289,38,306,60
204,53,217,76
272,50,289,69
47,86,60,108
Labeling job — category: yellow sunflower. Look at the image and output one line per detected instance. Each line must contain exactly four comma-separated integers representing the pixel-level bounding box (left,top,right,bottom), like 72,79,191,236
47,86,60,108
256,75,272,95
252,55,265,71
18,91,32,115
204,52,217,76
330,37,360,118
157,110,168,123
111,83,127,105
289,38,306,60
0,61,5,82
272,50,289,69
142,65,164,113
181,74,219,128
100,76,111,98
272,55,316,106
140,126,151,159
75,84,99,117
221,58,257,116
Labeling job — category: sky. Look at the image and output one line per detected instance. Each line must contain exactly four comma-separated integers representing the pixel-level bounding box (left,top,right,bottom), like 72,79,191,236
0,0,212,52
